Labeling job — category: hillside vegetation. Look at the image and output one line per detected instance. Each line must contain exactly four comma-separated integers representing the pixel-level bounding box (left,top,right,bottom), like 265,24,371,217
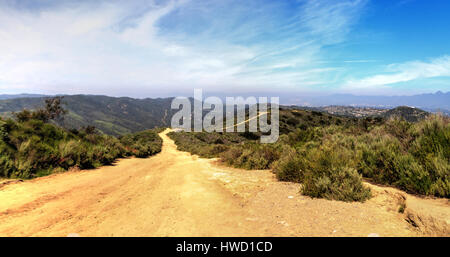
0,98,163,179
382,106,429,122
169,108,450,202
0,95,175,136
0,95,437,136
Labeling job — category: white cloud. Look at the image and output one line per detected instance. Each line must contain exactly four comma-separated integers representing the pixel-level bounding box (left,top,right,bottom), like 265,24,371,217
0,0,367,96
300,0,366,44
344,55,450,89
343,60,377,63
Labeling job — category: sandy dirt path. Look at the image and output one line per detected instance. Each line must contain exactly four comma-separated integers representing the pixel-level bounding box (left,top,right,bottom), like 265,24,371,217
224,112,267,130
0,129,448,237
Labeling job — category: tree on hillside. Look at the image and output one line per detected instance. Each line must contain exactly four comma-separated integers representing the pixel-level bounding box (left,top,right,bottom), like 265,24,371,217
83,125,97,135
42,96,68,122
13,96,67,123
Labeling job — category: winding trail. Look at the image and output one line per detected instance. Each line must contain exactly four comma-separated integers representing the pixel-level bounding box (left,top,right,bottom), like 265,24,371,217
223,112,268,130
0,129,448,236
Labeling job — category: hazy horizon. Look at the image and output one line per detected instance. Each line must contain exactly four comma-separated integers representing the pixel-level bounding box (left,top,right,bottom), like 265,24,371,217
2,90,449,99
1,90,449,109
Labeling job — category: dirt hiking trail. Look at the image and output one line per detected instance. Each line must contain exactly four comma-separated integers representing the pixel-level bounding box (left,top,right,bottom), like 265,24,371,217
0,129,448,237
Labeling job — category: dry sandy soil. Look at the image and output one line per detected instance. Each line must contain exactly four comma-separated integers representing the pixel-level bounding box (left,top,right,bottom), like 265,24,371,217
0,129,448,237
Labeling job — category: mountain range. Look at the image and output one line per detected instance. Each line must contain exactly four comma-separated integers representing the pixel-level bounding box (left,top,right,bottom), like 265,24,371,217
2,91,449,111
289,91,449,112
0,92,445,135
0,94,48,100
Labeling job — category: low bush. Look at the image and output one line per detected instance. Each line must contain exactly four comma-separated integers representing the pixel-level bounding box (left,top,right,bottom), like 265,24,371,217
273,145,304,182
120,130,163,158
0,117,163,179
302,166,371,202
356,115,449,197
274,142,371,202
169,112,449,201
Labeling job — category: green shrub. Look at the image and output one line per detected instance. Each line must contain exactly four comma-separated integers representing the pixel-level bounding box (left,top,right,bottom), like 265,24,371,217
357,135,405,183
58,140,81,169
410,115,449,161
272,141,371,202
273,146,304,182
220,147,244,165
298,144,371,202
356,115,449,197
0,118,163,179
120,130,162,158
302,166,371,202
168,112,449,200
219,143,280,170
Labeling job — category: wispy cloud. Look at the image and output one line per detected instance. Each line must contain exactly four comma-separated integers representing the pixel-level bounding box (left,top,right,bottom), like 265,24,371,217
0,0,367,96
344,55,450,89
299,0,366,44
395,0,416,7
343,60,377,63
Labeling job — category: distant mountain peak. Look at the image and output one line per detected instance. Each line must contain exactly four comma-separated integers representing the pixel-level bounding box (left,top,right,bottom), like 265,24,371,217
0,93,49,100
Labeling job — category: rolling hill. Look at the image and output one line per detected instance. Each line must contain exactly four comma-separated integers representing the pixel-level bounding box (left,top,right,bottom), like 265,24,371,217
0,95,175,136
382,106,430,122
0,94,433,135
0,94,48,100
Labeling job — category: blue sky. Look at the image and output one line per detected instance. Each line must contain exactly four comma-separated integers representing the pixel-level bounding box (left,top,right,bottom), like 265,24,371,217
0,0,449,98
